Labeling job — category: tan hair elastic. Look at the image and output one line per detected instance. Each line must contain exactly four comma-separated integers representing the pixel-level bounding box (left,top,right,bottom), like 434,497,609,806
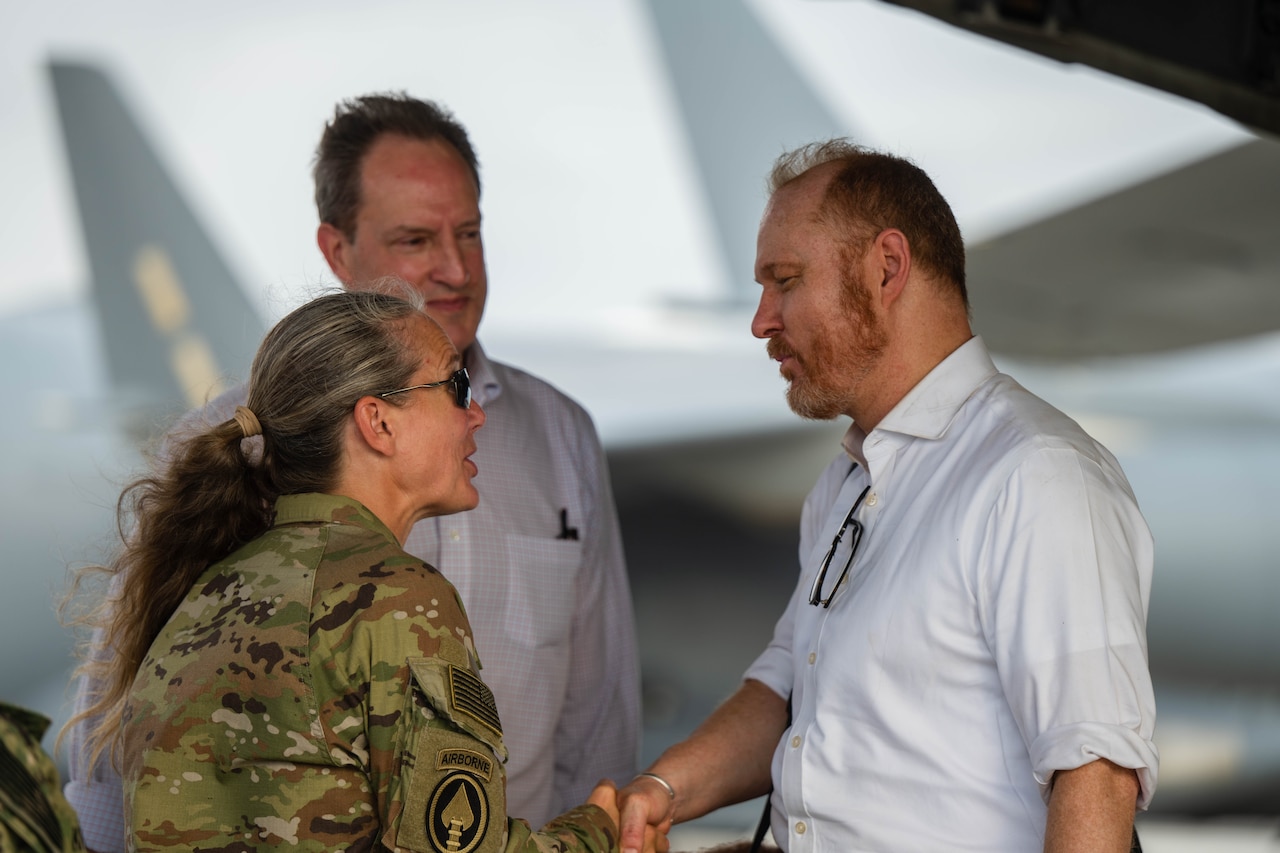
232,405,262,438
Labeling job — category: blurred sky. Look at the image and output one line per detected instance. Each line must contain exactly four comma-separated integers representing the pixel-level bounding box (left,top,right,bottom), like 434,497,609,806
1,0,1254,337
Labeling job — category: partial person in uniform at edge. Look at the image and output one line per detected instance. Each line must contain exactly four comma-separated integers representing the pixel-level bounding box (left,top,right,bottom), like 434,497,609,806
64,288,634,853
616,141,1157,853
1,701,86,853
64,95,640,851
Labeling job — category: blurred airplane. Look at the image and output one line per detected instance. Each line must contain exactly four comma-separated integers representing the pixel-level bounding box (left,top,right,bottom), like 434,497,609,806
3,0,1278,826
0,61,268,750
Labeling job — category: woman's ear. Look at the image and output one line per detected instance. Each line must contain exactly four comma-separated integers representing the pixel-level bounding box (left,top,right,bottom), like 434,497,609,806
351,396,397,457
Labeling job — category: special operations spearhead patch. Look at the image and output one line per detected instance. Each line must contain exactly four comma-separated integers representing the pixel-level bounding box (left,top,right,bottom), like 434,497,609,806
426,772,489,853
395,658,507,853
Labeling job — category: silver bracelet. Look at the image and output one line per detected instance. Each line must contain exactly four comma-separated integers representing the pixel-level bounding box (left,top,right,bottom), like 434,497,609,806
635,771,676,802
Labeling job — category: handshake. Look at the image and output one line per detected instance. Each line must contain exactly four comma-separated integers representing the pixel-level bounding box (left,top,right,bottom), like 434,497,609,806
582,774,778,853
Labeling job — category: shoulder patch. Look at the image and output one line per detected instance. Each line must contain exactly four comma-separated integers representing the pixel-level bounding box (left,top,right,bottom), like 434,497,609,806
426,772,490,853
436,748,494,781
406,658,506,760
394,723,506,853
447,665,502,741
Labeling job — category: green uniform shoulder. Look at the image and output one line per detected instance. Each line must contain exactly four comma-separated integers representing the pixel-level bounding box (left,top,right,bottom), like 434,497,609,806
0,702,87,853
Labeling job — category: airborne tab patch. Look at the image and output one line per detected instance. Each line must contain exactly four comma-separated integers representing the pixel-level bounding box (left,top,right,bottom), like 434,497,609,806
436,748,493,781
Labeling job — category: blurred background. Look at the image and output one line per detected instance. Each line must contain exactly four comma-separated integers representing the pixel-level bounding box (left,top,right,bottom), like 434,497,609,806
3,0,1278,847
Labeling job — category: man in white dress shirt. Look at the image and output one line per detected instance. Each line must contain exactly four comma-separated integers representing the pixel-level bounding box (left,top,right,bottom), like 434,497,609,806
618,141,1156,853
66,94,640,850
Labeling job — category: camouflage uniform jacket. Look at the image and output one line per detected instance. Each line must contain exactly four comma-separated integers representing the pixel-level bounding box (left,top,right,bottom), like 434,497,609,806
121,494,617,853
0,702,86,853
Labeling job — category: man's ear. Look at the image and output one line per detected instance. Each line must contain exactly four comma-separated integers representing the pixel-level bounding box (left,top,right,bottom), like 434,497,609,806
351,396,397,457
317,223,354,283
873,228,911,307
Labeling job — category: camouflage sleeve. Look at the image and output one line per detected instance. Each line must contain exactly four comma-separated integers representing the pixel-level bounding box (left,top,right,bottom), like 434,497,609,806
308,549,475,825
504,803,618,852
0,703,87,853
308,543,616,853
386,658,617,853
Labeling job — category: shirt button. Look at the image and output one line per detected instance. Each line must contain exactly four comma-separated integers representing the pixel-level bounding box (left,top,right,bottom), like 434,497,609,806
808,652,816,665
795,822,807,835
791,735,802,748
449,530,461,542
865,493,878,507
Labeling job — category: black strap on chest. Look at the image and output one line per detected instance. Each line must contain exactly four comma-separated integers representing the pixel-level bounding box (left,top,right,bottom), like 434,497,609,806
748,696,789,853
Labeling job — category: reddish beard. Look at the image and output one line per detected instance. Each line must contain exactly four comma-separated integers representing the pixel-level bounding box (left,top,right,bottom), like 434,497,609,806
771,270,888,421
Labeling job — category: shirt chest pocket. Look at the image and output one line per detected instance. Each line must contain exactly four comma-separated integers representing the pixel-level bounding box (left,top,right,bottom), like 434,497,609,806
388,657,509,853
501,534,582,649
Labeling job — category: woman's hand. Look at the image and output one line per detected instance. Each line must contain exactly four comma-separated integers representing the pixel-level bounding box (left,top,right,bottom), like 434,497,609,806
589,779,669,853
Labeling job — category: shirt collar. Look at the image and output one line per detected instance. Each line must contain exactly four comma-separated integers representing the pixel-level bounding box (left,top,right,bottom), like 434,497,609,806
463,339,502,407
841,335,997,462
273,493,400,546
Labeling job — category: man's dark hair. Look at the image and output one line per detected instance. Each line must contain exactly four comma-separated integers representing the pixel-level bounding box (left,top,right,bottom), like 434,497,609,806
313,93,481,238
770,140,967,307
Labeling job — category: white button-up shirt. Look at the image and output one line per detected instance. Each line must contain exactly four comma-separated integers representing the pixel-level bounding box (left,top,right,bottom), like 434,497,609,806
746,337,1158,852
405,343,640,826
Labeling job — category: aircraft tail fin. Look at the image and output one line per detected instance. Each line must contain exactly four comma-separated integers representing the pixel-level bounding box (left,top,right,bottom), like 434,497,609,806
639,0,852,296
48,61,265,421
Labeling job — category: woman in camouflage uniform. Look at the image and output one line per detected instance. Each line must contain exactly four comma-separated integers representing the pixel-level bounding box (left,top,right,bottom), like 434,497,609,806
68,289,622,853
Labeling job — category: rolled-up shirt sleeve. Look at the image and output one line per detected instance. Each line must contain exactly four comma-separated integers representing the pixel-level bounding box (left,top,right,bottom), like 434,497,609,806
977,444,1159,808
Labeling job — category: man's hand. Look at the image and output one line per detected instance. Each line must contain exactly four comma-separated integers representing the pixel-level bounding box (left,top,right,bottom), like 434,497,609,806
617,775,675,853
615,681,787,853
